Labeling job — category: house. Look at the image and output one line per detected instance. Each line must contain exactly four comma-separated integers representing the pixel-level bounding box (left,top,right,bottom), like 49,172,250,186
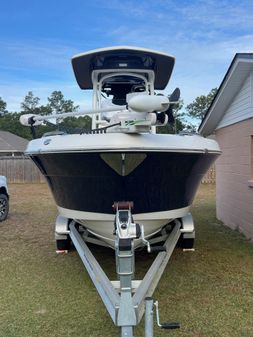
0,131,28,156
199,53,253,240
0,131,43,182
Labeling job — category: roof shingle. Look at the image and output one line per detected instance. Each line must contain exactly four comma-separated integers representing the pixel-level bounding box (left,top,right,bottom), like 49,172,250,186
0,131,28,153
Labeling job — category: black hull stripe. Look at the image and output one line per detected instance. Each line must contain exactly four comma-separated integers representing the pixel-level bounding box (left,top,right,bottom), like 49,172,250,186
31,151,218,215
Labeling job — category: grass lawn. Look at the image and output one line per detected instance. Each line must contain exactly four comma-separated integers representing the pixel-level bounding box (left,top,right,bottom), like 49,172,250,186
0,184,252,337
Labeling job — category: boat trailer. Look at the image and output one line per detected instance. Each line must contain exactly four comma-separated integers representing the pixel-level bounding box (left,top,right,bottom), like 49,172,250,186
56,202,195,337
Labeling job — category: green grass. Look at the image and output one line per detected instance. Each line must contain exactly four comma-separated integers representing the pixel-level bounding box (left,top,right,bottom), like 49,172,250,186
0,184,252,337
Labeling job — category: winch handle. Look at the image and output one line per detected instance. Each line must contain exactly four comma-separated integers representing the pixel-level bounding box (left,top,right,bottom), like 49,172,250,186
160,322,180,329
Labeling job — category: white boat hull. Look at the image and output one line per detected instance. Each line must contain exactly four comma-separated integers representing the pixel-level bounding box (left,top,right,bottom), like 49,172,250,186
58,205,191,248
26,132,220,248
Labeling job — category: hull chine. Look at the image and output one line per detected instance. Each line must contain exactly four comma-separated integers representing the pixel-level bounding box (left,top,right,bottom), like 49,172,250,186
57,205,191,248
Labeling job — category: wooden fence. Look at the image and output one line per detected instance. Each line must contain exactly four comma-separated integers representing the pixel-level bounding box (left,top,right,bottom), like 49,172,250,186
201,164,216,184
0,156,44,183
0,156,216,184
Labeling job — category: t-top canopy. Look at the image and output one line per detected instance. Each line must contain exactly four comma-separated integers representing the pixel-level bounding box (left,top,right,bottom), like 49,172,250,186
72,46,175,90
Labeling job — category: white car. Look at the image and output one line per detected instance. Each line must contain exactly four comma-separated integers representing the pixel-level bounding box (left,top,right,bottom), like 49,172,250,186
0,176,9,221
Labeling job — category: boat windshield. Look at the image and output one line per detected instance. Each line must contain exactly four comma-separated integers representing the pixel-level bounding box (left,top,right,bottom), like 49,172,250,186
101,74,146,106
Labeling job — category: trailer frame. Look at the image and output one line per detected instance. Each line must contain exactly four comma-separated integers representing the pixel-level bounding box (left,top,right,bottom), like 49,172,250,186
67,213,187,337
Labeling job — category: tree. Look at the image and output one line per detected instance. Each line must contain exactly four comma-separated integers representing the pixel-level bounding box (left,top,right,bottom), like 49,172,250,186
47,91,79,113
0,112,32,139
21,91,40,114
37,104,53,115
60,116,91,131
0,91,82,140
186,88,217,121
0,97,7,114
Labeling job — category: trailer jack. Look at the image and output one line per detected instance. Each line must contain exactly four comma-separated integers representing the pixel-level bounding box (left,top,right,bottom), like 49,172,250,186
144,298,180,337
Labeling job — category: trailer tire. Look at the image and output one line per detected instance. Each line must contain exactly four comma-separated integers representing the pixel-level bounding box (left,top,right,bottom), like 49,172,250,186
0,194,9,222
179,238,194,249
56,237,71,250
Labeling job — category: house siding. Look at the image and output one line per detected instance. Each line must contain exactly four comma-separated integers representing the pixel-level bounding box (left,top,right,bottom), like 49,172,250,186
217,72,253,129
216,118,253,239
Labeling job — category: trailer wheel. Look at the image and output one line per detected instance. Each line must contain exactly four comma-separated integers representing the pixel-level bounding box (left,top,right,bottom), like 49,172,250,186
56,237,71,250
179,238,194,249
0,194,9,222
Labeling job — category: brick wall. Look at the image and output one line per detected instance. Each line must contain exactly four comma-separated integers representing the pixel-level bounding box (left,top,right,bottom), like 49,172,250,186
216,118,253,239
201,164,216,184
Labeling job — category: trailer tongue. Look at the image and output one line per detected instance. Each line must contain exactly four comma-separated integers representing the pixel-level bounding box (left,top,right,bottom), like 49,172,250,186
67,201,188,337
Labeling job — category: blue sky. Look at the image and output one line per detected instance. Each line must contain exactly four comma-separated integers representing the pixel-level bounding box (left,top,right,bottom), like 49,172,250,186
1,0,253,111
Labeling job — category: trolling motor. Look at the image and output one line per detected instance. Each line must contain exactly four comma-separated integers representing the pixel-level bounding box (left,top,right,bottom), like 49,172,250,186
155,87,180,125
165,87,180,123
19,88,181,136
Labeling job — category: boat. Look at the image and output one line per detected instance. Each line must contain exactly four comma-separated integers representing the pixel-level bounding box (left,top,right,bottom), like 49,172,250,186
20,46,221,336
21,46,220,249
